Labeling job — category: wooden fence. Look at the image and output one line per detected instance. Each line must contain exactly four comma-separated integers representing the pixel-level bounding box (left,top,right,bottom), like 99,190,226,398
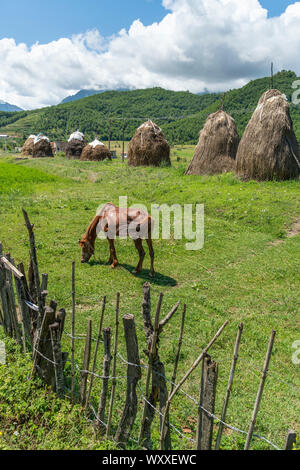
0,209,297,451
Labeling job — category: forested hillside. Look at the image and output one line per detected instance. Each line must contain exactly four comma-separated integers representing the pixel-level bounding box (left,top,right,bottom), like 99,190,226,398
0,70,299,144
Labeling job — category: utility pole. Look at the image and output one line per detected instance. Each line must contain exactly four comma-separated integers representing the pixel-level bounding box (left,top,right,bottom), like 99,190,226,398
108,119,111,152
122,120,127,163
270,62,274,89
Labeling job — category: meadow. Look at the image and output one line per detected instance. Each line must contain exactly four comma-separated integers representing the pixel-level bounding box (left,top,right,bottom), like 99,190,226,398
0,146,299,450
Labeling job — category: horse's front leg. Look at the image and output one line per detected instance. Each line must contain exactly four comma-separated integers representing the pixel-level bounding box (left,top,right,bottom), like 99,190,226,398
108,238,119,268
132,239,145,274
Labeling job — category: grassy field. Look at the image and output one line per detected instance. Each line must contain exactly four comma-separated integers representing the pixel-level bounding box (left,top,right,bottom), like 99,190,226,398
0,146,299,450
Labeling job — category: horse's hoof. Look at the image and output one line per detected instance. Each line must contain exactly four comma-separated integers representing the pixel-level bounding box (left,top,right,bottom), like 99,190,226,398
149,272,155,278
111,263,118,269
132,269,140,275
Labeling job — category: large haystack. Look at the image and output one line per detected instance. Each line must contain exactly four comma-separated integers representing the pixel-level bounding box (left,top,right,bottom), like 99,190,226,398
66,131,86,160
185,110,239,175
81,139,111,161
32,135,53,158
22,135,36,156
128,120,171,167
236,89,300,181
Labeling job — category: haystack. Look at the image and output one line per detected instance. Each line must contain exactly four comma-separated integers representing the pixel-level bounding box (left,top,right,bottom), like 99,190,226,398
32,134,53,158
66,131,86,159
81,139,111,161
128,120,171,167
236,89,300,181
22,135,36,156
185,110,239,175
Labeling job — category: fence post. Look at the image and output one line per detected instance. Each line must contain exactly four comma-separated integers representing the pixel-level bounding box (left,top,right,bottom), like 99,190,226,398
80,319,92,406
106,293,120,439
140,285,180,450
14,264,32,348
22,209,44,327
285,430,297,450
50,324,65,398
31,305,56,383
215,322,243,450
115,314,141,448
71,261,76,403
139,292,163,449
96,327,112,434
0,262,10,335
196,355,218,450
244,330,276,450
160,321,229,450
85,297,107,414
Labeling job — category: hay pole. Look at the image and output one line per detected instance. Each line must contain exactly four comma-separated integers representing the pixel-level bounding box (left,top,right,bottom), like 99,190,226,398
160,320,229,450
122,120,127,162
115,314,141,448
106,292,120,439
96,327,112,434
215,322,244,450
138,292,163,446
71,261,76,403
22,209,44,327
244,330,276,450
80,319,92,406
85,296,107,414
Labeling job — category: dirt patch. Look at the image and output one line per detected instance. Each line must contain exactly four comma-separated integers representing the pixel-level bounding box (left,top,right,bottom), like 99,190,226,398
287,218,300,238
269,216,300,247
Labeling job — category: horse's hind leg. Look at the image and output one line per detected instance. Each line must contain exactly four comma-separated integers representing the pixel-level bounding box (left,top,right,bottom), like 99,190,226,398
132,238,145,274
146,238,155,277
108,238,119,268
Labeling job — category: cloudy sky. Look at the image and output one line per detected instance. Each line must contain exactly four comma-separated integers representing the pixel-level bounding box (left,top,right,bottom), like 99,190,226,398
0,0,299,110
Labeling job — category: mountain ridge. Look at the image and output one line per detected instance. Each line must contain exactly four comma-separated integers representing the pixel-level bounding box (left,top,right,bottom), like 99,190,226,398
0,70,299,145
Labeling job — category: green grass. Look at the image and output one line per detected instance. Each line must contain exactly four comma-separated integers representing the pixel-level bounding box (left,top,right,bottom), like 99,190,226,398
0,151,299,450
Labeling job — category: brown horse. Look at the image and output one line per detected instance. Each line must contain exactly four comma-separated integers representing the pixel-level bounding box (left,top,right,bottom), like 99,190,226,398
79,203,155,277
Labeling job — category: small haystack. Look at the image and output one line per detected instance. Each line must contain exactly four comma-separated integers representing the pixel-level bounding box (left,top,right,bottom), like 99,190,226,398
185,110,239,176
128,120,171,167
81,139,111,161
236,89,300,181
66,130,86,160
22,135,36,156
32,134,53,158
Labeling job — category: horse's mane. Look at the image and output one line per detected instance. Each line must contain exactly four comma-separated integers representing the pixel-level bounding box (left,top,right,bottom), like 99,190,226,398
84,215,101,243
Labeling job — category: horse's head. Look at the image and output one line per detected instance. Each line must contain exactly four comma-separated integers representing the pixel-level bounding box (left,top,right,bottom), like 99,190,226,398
79,237,94,263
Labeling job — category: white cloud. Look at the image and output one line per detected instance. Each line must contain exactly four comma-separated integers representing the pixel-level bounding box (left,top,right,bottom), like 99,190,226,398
1,0,300,109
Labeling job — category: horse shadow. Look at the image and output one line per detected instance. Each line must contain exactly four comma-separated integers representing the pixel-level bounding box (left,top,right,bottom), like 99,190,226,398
88,259,177,286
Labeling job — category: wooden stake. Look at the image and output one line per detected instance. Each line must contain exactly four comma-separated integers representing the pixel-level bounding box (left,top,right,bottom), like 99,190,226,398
106,293,120,439
244,330,276,450
196,355,218,450
115,314,141,448
215,322,243,450
22,209,44,327
170,305,186,395
160,320,229,450
285,430,297,450
139,293,163,447
85,296,107,413
96,327,112,434
71,261,76,403
80,319,92,406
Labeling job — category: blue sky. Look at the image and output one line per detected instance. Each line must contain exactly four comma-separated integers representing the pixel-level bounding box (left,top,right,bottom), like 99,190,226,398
1,0,300,109
0,0,296,45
